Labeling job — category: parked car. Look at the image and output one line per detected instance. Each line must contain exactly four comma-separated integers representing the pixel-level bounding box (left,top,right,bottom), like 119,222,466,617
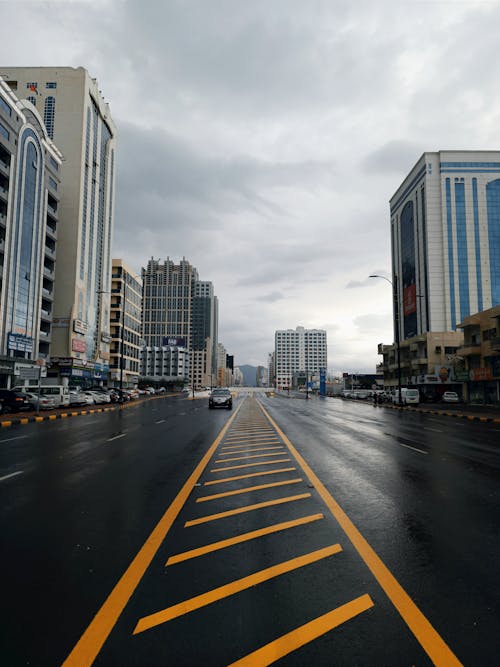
0,389,32,413
442,391,460,403
81,391,98,405
156,387,166,394
69,390,88,406
208,388,233,410
24,392,56,411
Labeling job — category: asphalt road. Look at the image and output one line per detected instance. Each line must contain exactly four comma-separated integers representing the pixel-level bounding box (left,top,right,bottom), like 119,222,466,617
0,392,498,666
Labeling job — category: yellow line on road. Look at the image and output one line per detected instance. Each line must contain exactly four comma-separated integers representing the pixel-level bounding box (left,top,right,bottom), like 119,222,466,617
218,446,284,456
221,441,281,450
134,543,342,634
257,401,464,667
228,594,374,666
196,478,303,502
214,452,287,464
166,513,324,566
61,402,243,667
210,458,291,472
204,467,297,486
185,493,311,527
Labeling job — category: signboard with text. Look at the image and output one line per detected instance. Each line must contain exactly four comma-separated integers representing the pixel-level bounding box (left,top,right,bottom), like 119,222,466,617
8,333,33,353
162,337,186,347
72,338,86,353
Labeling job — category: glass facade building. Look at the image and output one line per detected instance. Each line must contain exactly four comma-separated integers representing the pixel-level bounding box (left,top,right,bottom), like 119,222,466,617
390,151,500,342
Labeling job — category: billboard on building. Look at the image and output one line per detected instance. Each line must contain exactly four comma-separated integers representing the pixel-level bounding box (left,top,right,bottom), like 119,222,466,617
162,337,186,347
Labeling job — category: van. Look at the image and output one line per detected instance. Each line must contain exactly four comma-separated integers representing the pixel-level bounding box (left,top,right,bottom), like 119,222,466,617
15,384,70,407
392,388,419,405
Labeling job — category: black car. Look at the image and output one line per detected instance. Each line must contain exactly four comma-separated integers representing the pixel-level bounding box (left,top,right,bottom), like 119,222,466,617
209,388,233,410
0,389,32,413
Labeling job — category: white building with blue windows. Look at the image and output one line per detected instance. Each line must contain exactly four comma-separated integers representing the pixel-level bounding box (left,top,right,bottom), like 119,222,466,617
0,67,117,386
0,78,62,387
390,151,500,341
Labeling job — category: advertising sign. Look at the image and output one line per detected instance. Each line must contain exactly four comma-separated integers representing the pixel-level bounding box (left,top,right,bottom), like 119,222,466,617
162,337,186,347
72,338,86,353
73,319,88,335
52,318,70,328
8,333,33,353
433,365,454,383
403,284,417,316
469,367,493,382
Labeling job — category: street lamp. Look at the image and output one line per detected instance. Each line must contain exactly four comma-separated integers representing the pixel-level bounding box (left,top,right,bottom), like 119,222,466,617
369,274,402,405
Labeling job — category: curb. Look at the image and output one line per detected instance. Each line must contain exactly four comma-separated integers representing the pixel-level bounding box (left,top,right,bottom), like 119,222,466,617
379,403,500,423
0,393,182,429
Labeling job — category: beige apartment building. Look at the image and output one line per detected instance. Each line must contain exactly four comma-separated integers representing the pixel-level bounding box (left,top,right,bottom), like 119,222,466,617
0,67,117,386
110,260,142,389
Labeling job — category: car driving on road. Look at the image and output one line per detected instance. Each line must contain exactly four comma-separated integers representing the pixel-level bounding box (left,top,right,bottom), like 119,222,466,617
208,388,233,410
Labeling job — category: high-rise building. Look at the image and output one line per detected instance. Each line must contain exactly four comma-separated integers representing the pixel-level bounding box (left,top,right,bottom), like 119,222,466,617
0,78,62,387
109,260,142,389
390,150,500,341
267,352,275,388
0,67,117,386
274,326,327,390
191,280,217,389
141,257,199,347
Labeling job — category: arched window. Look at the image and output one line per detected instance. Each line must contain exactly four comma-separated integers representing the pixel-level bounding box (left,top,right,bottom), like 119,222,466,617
44,96,55,139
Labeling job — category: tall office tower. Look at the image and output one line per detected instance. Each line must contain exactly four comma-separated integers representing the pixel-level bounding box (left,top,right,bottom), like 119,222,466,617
191,280,217,388
274,326,327,390
0,78,62,388
141,257,199,347
0,67,117,385
109,260,142,389
390,150,500,341
267,352,275,388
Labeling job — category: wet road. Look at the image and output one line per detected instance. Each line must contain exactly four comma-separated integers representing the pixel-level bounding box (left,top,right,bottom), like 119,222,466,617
0,392,498,666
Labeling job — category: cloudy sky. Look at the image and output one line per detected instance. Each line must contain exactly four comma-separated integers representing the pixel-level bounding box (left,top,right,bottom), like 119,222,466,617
4,0,500,372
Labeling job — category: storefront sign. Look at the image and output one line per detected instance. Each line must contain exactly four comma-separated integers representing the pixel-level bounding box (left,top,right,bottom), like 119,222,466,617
454,370,470,382
469,367,493,382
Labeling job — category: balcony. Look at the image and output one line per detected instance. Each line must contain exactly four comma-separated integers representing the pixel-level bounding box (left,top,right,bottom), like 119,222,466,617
0,158,10,174
44,245,56,259
46,223,57,239
43,266,54,278
42,287,54,301
40,309,52,321
0,184,8,202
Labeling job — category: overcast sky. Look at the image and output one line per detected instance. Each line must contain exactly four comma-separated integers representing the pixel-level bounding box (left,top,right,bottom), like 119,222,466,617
3,0,500,372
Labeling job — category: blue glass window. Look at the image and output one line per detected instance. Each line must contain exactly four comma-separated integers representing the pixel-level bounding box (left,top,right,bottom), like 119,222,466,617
45,82,57,89
0,97,12,116
486,179,500,306
445,179,456,329
401,201,417,339
0,121,9,140
472,178,483,311
454,183,470,320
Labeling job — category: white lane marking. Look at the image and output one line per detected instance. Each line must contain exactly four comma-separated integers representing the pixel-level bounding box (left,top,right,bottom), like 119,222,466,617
0,470,24,482
423,427,442,432
0,435,28,443
155,419,165,424
399,442,428,455
107,433,127,442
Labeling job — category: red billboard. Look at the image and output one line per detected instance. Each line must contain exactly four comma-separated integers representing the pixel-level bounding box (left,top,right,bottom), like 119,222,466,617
403,284,417,316
72,338,86,353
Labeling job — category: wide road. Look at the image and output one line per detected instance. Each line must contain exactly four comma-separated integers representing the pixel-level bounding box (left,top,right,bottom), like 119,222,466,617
0,391,498,666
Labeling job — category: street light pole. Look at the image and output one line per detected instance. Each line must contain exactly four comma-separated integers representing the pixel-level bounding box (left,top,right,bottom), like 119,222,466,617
369,274,402,405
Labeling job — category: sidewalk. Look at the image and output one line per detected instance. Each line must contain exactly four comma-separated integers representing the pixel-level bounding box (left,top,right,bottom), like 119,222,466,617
381,401,500,423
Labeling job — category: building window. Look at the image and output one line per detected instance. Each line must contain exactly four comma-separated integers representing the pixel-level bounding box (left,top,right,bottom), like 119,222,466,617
26,82,38,90
0,97,12,117
44,96,55,139
0,121,9,140
45,82,57,89
27,95,37,107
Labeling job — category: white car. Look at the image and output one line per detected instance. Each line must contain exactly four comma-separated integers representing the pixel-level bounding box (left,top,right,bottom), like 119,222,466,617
24,392,56,410
442,391,459,403
81,391,98,405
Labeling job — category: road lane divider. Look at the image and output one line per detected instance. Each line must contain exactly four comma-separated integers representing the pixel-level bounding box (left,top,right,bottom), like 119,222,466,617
210,458,292,472
195,478,303,502
184,493,311,527
257,400,463,667
228,593,375,667
134,543,342,634
0,470,24,483
214,451,288,464
61,400,243,667
165,514,324,566
399,442,428,455
218,445,286,456
203,467,297,486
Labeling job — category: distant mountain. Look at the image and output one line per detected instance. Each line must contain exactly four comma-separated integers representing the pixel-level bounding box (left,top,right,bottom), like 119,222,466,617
239,365,258,386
